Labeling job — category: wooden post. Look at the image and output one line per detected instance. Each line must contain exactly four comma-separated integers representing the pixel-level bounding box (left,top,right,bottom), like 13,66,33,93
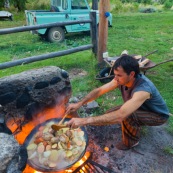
97,0,110,66
90,11,98,57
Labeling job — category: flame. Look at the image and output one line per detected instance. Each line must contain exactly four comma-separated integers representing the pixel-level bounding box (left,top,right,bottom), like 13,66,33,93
78,159,85,165
65,170,73,173
7,104,66,145
65,152,91,172
74,152,90,167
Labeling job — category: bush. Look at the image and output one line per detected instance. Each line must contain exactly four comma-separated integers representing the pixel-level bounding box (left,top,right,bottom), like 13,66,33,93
10,0,27,11
163,0,173,9
0,0,5,9
26,0,50,10
111,1,139,13
111,0,123,13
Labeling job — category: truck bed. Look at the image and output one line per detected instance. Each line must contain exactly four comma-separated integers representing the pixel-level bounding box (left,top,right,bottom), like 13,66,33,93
25,9,91,35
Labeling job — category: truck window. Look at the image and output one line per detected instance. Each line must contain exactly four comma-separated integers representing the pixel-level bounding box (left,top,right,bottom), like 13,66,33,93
71,0,88,9
62,0,68,10
52,0,61,6
51,0,68,11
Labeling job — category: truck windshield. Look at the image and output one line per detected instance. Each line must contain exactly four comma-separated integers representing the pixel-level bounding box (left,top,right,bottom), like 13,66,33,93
71,0,88,9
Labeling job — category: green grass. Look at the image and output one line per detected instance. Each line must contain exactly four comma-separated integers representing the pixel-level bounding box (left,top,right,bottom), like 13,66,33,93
163,146,173,155
0,10,173,132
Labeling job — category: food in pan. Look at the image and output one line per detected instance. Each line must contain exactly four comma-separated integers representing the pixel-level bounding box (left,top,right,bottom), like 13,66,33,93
26,120,86,170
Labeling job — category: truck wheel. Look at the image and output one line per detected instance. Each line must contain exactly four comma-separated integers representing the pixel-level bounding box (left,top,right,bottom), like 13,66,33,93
47,27,65,43
9,15,13,21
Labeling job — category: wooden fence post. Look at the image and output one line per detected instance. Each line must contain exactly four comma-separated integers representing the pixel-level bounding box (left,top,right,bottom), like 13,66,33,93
97,0,110,66
90,11,98,57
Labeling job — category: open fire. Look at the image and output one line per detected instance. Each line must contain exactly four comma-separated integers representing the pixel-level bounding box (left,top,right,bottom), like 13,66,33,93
0,66,115,173
6,102,90,173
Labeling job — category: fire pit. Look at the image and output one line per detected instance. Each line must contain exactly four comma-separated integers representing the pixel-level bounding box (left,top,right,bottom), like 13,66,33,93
0,66,115,173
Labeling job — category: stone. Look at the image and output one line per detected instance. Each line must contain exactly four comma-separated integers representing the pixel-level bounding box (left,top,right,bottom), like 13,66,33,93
69,97,79,103
0,66,72,120
86,101,99,109
0,133,27,173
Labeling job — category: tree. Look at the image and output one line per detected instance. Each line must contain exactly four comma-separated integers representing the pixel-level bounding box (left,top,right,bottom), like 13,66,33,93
164,0,173,9
0,0,6,8
10,0,27,11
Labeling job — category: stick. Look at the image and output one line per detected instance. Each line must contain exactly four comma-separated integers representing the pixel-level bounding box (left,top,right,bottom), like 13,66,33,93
58,114,68,125
144,50,158,57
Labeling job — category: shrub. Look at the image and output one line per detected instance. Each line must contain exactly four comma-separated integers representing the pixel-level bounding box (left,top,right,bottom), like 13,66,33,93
26,0,50,10
111,0,124,13
163,0,173,9
0,0,5,9
10,0,27,11
111,1,139,13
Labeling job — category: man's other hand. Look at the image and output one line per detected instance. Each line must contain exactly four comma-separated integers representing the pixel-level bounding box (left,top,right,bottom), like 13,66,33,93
65,103,82,114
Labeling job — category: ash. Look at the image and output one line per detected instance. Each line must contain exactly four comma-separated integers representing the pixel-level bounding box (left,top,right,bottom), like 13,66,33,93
85,124,173,173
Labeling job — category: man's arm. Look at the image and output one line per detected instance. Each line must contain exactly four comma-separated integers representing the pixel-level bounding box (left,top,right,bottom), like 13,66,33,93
67,91,150,127
66,79,118,114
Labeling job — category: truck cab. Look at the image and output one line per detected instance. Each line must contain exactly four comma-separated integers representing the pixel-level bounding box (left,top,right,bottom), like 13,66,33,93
25,0,112,43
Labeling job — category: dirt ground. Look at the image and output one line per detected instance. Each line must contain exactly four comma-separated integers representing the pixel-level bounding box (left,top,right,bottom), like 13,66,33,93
68,68,173,173
86,124,173,173
68,68,87,80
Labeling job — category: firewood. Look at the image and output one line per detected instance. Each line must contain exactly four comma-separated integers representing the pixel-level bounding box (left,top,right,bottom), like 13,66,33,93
139,59,150,67
134,55,142,60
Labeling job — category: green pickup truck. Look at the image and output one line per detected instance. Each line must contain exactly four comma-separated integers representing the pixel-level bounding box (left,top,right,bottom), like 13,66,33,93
25,0,112,43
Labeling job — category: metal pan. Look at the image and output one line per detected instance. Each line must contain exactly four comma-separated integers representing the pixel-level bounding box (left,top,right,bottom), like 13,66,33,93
23,118,88,172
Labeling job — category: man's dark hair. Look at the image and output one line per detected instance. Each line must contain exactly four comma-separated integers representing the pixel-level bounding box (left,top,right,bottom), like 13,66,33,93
113,55,140,78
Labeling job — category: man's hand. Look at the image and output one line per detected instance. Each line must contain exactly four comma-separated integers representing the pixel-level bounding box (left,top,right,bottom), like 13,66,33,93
65,103,82,115
66,117,88,128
